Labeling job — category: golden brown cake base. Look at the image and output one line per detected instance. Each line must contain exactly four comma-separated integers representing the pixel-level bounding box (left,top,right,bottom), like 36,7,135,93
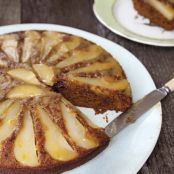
0,140,109,174
133,0,174,30
0,30,132,173
0,94,109,174
53,79,132,113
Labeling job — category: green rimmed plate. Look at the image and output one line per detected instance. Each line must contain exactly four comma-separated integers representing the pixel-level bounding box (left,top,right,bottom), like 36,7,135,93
93,0,174,47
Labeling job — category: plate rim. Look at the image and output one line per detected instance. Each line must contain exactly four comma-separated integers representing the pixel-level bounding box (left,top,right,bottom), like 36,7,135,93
0,23,162,174
93,0,174,47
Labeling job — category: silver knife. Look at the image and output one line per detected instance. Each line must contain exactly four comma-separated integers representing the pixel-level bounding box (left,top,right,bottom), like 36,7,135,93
105,78,174,138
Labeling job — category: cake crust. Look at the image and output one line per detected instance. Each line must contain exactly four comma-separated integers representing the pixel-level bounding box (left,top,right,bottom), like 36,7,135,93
53,78,131,113
0,143,109,174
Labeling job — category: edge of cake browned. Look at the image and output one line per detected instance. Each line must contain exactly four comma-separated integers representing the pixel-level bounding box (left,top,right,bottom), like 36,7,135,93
0,143,109,174
0,95,110,174
53,79,132,114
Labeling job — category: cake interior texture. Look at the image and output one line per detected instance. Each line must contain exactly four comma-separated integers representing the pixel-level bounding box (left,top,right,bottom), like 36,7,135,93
0,31,132,173
133,0,174,30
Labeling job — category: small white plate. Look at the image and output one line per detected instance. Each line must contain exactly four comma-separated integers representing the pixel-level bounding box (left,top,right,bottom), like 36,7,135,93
0,24,162,174
93,0,174,46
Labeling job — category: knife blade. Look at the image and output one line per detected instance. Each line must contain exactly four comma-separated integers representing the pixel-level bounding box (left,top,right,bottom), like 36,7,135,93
105,78,174,138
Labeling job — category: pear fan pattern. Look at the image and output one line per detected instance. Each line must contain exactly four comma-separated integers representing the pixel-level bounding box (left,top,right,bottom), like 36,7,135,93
0,31,131,173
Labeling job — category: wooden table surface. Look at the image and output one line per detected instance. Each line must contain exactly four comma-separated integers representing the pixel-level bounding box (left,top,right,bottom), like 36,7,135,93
0,0,173,173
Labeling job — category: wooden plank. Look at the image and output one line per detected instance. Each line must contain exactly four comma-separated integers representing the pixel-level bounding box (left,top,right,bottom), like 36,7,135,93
0,0,20,25
96,15,174,174
21,0,98,33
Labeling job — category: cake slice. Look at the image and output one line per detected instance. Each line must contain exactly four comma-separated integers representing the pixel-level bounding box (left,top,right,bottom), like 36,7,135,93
133,0,174,30
51,43,132,113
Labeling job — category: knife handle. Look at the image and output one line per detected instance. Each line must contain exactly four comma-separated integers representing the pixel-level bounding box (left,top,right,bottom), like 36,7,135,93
165,78,174,92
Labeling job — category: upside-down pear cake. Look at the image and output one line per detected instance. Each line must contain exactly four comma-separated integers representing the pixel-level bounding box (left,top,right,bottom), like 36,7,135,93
133,0,174,30
0,31,132,173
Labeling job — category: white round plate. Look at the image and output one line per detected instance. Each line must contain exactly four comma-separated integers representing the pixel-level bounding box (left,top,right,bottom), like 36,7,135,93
93,0,174,47
0,24,162,174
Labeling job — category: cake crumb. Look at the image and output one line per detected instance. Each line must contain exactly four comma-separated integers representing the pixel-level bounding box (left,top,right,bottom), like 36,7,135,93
102,115,109,123
106,115,108,123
